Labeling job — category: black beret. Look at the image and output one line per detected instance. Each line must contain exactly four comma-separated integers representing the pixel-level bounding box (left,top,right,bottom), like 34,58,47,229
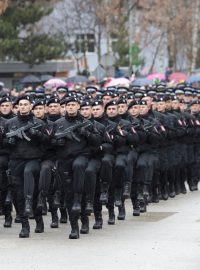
175,89,184,95
32,100,46,110
171,95,178,101
65,97,79,105
16,95,32,105
190,101,199,106
127,94,134,100
117,86,129,93
128,100,139,109
139,100,148,106
46,98,60,106
107,86,116,92
80,101,92,108
117,99,127,105
0,97,12,105
86,86,98,93
57,86,68,93
105,100,117,111
157,96,167,102
102,91,113,97
92,100,103,107
134,92,144,98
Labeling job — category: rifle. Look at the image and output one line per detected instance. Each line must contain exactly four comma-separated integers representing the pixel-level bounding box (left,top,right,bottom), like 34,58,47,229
6,122,42,142
55,120,91,142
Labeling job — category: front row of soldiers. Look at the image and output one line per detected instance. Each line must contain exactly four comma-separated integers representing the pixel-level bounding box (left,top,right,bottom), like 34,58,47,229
0,91,199,239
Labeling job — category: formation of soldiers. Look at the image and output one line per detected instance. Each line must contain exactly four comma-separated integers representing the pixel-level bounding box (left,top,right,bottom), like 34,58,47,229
0,82,199,239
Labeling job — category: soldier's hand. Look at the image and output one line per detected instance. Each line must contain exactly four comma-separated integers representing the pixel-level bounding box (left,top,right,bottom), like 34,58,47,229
8,137,16,146
57,138,66,146
29,128,42,137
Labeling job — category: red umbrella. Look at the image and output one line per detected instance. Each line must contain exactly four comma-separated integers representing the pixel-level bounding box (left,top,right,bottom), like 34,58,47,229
169,72,188,83
147,73,165,80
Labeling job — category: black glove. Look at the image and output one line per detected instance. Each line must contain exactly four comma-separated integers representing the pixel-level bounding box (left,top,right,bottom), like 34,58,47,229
57,138,66,146
79,127,89,137
8,137,16,146
29,128,42,137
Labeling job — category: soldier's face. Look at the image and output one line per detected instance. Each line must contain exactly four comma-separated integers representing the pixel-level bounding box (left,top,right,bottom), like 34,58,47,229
32,105,45,119
0,102,12,115
12,105,19,115
166,100,171,110
18,100,32,115
57,92,66,100
48,103,60,115
142,97,152,108
190,104,199,114
80,106,92,119
139,105,149,115
171,100,180,110
128,105,140,117
102,96,112,105
92,105,104,118
157,101,166,112
151,102,157,111
66,102,79,116
118,104,127,115
184,95,192,103
106,105,118,118
60,104,66,116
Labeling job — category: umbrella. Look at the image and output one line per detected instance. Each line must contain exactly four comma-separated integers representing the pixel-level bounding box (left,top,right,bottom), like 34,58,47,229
40,74,54,82
105,77,130,87
187,75,200,84
132,78,153,86
147,73,165,81
168,72,188,83
44,78,66,89
21,75,41,84
0,81,4,87
65,75,88,84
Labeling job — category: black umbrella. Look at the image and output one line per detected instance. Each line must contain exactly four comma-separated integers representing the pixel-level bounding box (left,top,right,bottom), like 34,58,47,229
40,74,54,82
65,75,88,83
21,75,41,84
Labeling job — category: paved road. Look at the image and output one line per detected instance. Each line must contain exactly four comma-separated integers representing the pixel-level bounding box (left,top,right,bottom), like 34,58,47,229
0,188,200,270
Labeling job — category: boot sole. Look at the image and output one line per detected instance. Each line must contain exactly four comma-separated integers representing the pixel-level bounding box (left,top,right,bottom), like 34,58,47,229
35,229,44,233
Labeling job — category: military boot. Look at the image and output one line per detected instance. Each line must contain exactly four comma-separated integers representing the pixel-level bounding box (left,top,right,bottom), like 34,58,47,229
133,200,140,216
114,188,122,207
169,182,176,198
174,180,181,195
53,190,61,209
80,216,89,234
85,194,93,215
152,186,160,203
180,181,187,194
122,182,131,199
140,200,146,213
50,210,59,228
4,214,12,228
93,214,103,229
5,190,13,206
99,182,109,205
36,190,46,211
143,184,150,204
69,219,79,239
15,213,21,223
117,203,125,220
24,195,33,216
161,183,169,200
108,209,115,225
72,193,82,214
60,208,68,223
35,215,44,233
188,179,196,191
19,219,30,238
